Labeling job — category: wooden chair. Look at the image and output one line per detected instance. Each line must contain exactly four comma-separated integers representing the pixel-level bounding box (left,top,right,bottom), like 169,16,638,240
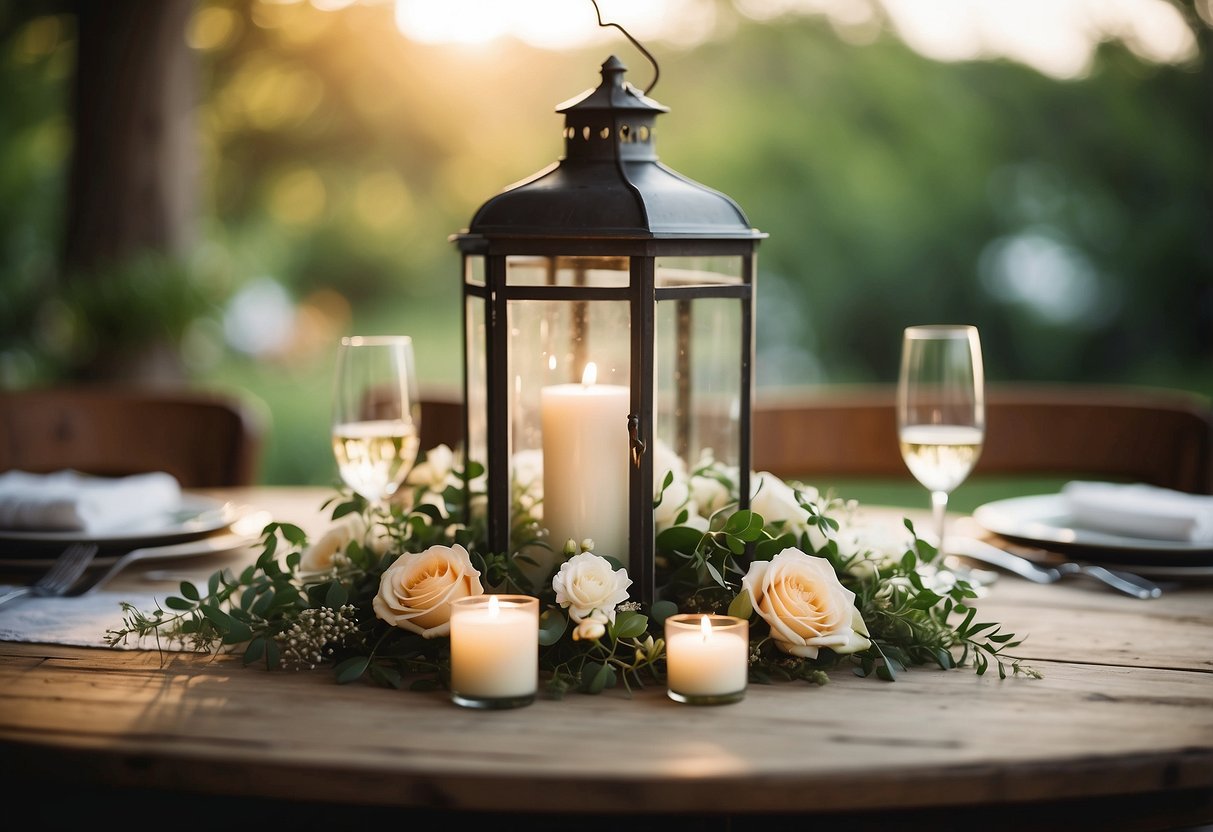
0,386,266,487
753,383,1213,495
418,390,466,455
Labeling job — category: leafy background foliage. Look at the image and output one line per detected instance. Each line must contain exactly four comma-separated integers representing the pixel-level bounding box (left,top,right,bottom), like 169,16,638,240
0,1,1209,488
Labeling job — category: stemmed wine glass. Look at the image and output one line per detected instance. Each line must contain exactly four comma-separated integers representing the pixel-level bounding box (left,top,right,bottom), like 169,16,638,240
331,335,421,512
897,325,985,560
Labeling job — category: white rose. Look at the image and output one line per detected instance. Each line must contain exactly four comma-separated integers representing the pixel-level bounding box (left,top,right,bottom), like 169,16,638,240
837,517,916,577
552,552,632,625
407,444,457,490
741,547,871,659
750,473,830,550
689,472,732,517
372,543,483,638
299,513,369,573
654,477,697,531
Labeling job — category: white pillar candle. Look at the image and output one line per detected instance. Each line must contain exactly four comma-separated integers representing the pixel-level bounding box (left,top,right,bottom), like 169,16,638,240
449,594,539,708
540,362,630,569
665,614,749,704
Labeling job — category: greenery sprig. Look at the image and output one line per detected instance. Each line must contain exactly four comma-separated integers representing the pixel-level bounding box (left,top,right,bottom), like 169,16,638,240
105,449,1040,695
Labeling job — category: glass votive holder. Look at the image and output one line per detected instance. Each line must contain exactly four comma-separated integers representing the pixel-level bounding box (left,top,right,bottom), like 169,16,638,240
664,613,749,705
449,594,539,710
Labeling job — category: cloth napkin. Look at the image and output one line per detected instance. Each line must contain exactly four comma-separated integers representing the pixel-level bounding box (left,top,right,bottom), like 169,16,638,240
1062,480,1213,545
0,470,183,533
0,588,193,651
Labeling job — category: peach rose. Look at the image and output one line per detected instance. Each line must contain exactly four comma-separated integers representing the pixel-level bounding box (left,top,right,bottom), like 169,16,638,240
741,547,871,659
372,543,483,638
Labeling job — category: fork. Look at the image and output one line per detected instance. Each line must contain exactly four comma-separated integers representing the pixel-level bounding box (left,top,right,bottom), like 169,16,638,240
0,542,101,608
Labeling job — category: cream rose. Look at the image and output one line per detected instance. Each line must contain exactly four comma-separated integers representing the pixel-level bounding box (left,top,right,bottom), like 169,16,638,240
741,547,871,659
552,552,632,625
372,543,483,638
750,473,830,550
299,513,369,573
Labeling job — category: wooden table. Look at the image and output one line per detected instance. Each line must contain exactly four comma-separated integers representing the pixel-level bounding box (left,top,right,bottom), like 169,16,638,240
1,487,1211,830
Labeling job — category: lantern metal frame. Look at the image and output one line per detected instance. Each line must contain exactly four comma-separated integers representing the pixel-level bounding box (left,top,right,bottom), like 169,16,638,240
451,54,765,608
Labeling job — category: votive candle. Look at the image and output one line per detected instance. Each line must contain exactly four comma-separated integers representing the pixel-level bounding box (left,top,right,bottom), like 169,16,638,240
665,613,749,705
450,594,539,709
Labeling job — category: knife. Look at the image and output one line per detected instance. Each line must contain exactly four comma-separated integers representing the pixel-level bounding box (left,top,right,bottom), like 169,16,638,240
945,536,1163,600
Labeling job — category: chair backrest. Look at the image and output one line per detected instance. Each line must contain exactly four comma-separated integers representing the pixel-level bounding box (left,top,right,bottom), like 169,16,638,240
753,384,1213,494
418,391,466,455
0,386,265,487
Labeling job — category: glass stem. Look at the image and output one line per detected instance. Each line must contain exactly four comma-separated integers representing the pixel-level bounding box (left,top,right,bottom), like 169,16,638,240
931,490,949,559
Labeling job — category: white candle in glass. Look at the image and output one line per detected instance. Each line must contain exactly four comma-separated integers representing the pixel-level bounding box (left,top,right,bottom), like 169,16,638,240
665,614,749,704
540,362,630,564
449,594,539,707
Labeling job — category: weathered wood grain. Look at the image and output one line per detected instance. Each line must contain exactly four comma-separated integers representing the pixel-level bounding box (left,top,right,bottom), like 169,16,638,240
1,488,1210,825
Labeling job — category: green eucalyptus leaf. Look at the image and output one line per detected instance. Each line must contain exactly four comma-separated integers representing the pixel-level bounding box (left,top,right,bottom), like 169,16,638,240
369,664,404,689
164,596,194,612
648,599,679,625
655,525,704,554
610,610,648,640
538,609,567,646
221,619,253,644
582,661,614,694
727,591,753,620
179,581,199,601
243,636,266,665
324,581,348,608
335,655,370,684
278,523,308,546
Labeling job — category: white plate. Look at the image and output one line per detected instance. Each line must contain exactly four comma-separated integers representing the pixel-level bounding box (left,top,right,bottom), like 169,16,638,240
0,507,271,568
971,493,1213,574
0,494,237,549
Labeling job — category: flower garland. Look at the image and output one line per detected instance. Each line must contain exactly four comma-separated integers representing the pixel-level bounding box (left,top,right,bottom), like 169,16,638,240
106,445,1040,696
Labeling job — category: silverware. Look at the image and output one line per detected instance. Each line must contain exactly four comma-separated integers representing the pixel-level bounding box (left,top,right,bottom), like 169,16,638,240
945,536,1163,600
0,542,100,608
65,507,271,597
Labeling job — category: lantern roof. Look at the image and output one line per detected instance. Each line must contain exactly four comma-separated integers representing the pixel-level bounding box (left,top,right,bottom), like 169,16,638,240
463,55,763,241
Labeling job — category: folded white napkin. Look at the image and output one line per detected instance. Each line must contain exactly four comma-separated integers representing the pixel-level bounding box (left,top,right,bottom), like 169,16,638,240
0,470,183,533
1062,480,1213,545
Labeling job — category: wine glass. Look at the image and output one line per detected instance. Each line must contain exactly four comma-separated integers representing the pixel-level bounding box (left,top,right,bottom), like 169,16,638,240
331,335,421,511
897,325,985,560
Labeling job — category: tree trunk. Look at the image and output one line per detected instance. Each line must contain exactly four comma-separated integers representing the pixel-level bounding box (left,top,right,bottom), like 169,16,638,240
63,0,197,383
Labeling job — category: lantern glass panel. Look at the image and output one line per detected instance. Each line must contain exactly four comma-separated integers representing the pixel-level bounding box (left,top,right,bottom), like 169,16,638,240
464,287,488,469
507,255,630,288
655,255,744,287
655,292,743,483
465,253,485,287
507,296,631,585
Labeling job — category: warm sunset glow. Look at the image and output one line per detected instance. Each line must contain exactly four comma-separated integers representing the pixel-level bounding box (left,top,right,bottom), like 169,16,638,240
391,0,1199,79
393,0,685,49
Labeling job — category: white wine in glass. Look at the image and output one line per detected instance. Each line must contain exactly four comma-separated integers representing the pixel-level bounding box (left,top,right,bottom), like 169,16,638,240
897,325,985,559
331,335,421,508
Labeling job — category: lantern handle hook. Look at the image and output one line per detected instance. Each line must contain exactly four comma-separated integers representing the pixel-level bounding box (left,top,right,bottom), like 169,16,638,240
590,0,660,95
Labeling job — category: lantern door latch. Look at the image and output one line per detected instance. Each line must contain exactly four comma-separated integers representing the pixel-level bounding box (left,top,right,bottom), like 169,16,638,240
628,414,646,467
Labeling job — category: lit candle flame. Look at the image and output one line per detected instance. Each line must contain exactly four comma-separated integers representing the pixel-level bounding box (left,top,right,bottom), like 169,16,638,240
488,594,500,618
700,614,712,642
581,362,598,386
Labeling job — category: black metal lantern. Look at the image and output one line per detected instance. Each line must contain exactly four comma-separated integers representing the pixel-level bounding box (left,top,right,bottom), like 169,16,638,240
452,54,765,608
